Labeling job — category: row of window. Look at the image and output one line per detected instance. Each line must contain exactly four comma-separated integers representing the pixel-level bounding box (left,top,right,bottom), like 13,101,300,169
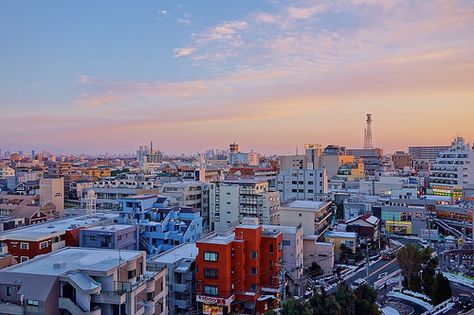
204,250,259,262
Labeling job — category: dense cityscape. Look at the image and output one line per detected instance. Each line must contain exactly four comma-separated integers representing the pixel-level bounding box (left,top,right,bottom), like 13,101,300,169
0,114,473,314
2,1,474,315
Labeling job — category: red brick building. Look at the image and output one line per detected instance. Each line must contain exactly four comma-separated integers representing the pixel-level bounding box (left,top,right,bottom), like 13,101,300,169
196,224,283,315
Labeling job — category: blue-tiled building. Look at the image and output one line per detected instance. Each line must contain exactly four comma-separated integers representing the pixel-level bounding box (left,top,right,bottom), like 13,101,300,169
118,195,203,255
79,224,139,250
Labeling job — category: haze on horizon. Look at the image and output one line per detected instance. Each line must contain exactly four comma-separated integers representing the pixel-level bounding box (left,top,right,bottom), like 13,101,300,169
1,0,473,155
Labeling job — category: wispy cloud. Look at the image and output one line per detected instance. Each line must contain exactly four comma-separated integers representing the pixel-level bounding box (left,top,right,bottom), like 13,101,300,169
173,47,195,58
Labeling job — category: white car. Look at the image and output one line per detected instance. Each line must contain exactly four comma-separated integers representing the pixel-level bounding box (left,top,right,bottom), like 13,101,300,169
350,278,366,290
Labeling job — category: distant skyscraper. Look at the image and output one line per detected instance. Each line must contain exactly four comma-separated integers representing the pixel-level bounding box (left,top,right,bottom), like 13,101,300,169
364,113,374,149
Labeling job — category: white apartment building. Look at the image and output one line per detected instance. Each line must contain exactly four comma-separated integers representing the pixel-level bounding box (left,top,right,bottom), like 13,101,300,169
209,179,280,232
429,137,474,199
277,168,328,202
0,166,14,179
40,177,64,216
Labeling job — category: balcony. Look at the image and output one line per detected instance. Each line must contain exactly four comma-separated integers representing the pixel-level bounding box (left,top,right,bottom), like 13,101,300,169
175,298,192,309
0,301,23,315
174,283,190,293
91,290,127,305
59,297,101,315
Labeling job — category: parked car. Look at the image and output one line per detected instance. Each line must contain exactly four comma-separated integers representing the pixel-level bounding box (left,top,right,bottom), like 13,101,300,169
382,251,395,260
457,293,473,309
350,278,366,290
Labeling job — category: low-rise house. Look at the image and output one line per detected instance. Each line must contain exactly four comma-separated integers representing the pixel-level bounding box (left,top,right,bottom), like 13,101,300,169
346,214,380,241
0,247,168,315
324,231,357,259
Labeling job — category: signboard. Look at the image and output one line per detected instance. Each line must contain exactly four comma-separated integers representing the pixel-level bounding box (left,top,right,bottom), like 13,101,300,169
196,295,235,306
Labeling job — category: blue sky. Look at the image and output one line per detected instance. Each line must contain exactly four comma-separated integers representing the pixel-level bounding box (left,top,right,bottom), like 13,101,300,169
0,0,473,154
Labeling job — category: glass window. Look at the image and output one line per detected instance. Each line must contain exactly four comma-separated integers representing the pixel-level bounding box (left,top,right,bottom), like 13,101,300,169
204,285,218,296
20,243,28,250
251,267,257,276
27,300,39,306
204,252,218,262
250,251,258,259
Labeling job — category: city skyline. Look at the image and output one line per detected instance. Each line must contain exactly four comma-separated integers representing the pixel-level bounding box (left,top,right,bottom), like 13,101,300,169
1,0,473,154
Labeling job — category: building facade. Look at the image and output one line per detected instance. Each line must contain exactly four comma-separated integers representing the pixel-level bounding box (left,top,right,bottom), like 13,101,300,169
196,224,283,315
277,168,328,202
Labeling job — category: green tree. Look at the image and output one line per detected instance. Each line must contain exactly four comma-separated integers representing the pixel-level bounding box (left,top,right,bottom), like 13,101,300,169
334,283,356,315
355,285,380,315
396,244,435,291
431,273,452,305
279,298,312,315
310,289,342,315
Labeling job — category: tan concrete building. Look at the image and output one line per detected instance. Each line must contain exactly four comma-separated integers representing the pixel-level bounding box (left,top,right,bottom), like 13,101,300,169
40,178,64,217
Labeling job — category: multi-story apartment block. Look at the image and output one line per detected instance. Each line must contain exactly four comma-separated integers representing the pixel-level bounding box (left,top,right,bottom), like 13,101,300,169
80,224,139,250
88,174,161,209
277,168,328,202
39,177,64,216
346,148,383,176
161,181,204,210
196,224,283,315
118,195,202,255
148,243,198,314
278,155,305,171
279,200,333,238
261,223,304,296
429,137,474,199
209,179,280,232
0,166,14,179
0,213,118,261
409,145,450,161
0,247,167,315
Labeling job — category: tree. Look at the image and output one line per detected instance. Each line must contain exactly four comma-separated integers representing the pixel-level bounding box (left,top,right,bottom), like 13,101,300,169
334,283,356,315
431,273,452,305
396,244,431,291
355,285,380,315
279,298,312,315
310,289,342,315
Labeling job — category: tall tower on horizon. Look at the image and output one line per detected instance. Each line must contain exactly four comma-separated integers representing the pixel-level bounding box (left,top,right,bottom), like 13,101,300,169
364,113,373,149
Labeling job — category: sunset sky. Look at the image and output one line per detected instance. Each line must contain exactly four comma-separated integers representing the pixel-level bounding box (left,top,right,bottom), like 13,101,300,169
1,0,473,155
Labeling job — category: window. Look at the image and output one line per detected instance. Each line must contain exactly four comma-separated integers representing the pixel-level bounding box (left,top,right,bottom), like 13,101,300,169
282,240,291,246
20,256,28,262
128,269,136,279
6,286,12,296
204,268,218,279
20,243,29,250
251,267,258,276
147,292,154,301
204,285,218,296
250,251,258,259
90,236,96,241
39,241,48,249
204,252,218,262
250,283,257,291
27,300,39,307
118,235,122,241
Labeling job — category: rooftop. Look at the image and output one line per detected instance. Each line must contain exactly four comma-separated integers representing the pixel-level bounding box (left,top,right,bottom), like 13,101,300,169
83,224,135,232
282,200,329,210
4,247,143,276
0,213,118,241
325,231,357,239
149,243,197,264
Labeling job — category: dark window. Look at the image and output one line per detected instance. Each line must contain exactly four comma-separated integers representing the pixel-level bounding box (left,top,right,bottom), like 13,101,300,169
204,268,219,279
251,251,258,259
251,267,258,276
204,285,218,296
128,269,136,279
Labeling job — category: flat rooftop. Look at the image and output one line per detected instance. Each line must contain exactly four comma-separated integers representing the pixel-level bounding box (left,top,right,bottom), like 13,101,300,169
83,224,135,232
0,213,118,241
325,231,357,239
282,200,329,210
4,247,142,276
149,243,197,264
198,232,235,245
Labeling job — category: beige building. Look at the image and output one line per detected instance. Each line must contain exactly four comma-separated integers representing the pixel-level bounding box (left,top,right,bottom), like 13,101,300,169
280,200,333,238
303,237,334,275
40,178,64,216
278,155,305,171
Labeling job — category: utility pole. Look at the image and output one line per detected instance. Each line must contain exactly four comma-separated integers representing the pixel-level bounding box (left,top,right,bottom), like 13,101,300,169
365,240,370,285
